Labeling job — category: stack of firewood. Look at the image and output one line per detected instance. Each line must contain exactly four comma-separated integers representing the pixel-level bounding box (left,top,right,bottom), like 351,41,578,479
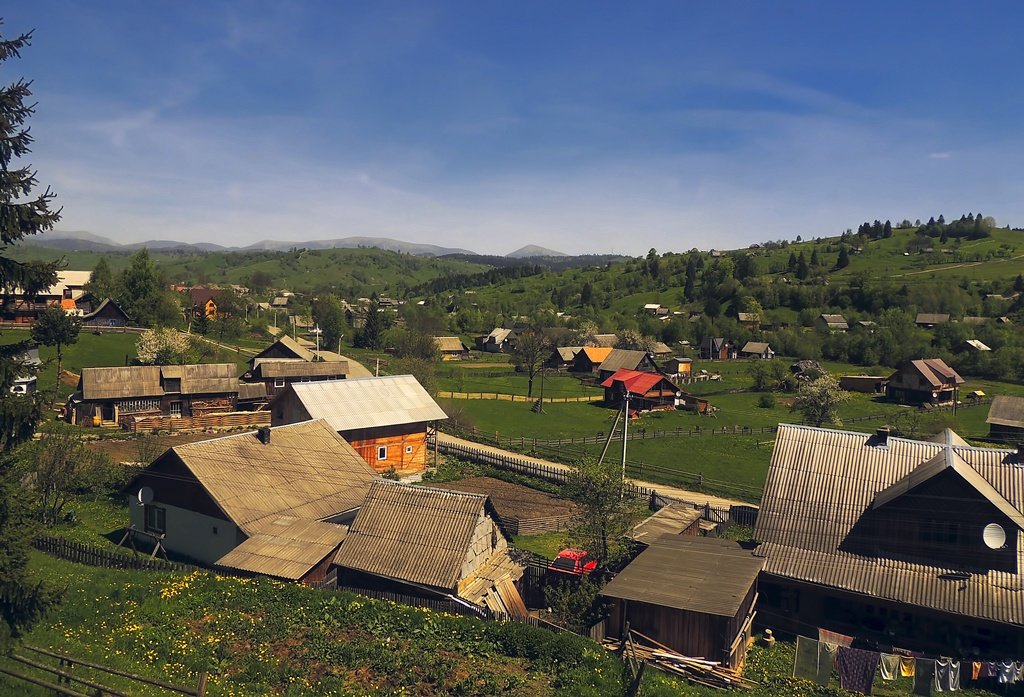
602,631,758,691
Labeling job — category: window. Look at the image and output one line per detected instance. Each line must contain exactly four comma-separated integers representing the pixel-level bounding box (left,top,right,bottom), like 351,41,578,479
377,446,387,461
144,505,166,535
169,401,182,417
163,378,181,393
405,445,413,455
274,379,286,388
300,376,311,382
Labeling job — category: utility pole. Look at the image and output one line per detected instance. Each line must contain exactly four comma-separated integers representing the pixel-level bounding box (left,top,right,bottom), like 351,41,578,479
621,387,630,495
538,363,546,413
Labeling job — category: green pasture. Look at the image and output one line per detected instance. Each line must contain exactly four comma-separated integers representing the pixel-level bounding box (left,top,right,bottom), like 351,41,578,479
0,329,139,397
437,372,599,398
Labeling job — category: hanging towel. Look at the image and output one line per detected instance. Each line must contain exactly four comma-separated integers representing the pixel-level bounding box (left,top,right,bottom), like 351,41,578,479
817,642,838,686
950,661,960,691
793,636,819,682
1015,661,1024,683
879,653,900,681
971,661,982,681
819,628,855,647
836,646,880,694
900,655,916,677
914,659,935,696
934,659,961,692
997,661,1015,684
980,661,996,679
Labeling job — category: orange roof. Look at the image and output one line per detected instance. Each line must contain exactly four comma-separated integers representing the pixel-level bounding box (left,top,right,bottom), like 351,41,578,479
60,298,77,311
578,347,613,363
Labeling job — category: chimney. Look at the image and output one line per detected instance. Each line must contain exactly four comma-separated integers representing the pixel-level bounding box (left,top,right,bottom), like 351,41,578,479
875,426,891,446
257,427,271,445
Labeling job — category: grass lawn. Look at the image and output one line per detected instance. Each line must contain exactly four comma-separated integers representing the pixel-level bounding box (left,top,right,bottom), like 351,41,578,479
437,372,600,398
50,495,131,549
512,531,569,559
0,329,140,397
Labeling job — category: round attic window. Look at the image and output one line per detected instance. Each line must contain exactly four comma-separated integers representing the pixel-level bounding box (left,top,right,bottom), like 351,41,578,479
983,523,1006,550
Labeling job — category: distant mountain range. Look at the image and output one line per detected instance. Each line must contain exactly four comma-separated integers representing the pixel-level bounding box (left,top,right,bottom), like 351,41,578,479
28,230,576,259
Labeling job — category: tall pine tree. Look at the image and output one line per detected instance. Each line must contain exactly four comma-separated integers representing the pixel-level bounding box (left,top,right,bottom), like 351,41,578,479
0,23,61,647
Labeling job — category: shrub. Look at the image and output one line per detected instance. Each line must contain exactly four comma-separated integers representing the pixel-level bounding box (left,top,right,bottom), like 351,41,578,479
758,394,776,409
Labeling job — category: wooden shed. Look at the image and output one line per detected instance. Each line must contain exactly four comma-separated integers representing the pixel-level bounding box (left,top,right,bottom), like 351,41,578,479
987,395,1024,441
215,516,348,585
601,536,763,669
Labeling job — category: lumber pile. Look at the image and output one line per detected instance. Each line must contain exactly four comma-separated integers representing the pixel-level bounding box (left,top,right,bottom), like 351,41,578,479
602,630,758,690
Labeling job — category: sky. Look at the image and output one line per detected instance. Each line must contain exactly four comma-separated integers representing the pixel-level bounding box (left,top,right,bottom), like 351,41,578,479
4,2,1024,256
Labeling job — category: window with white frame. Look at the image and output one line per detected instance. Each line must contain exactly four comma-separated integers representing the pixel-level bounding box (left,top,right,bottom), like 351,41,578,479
405,445,413,454
377,446,387,461
274,379,286,388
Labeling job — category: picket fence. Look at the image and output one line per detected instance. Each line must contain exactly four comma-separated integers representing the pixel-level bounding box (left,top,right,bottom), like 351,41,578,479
33,535,199,573
437,391,600,403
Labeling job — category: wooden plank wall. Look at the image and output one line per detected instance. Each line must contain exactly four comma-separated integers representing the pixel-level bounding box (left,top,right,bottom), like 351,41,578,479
351,430,428,474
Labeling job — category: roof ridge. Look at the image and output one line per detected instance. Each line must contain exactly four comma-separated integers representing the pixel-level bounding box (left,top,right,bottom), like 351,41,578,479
372,479,488,502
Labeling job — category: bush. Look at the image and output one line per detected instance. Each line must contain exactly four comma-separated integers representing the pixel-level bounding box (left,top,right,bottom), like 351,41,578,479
758,394,776,409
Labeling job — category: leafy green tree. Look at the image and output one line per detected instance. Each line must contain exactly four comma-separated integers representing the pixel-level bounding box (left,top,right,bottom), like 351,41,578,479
116,249,180,326
0,23,61,649
312,295,346,352
83,256,116,300
564,457,636,567
30,305,81,381
388,328,440,362
791,373,848,427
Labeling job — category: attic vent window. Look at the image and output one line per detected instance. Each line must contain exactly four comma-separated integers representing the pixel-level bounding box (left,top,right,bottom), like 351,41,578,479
163,378,181,393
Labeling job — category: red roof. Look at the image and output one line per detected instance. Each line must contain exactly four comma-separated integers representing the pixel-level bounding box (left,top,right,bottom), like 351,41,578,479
600,369,675,395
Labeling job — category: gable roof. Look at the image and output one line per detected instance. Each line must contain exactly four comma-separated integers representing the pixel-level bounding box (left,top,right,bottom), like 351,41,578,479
79,364,237,400
737,312,758,323
159,420,377,535
254,360,349,379
600,369,676,395
553,346,583,362
592,333,618,348
959,339,991,351
897,358,965,387
916,312,951,325
700,337,729,352
277,375,448,431
818,314,848,328
598,348,652,374
333,480,495,590
987,395,1024,430
650,341,673,355
575,346,613,364
740,341,772,354
756,424,1024,626
81,298,130,321
434,337,468,352
253,336,316,363
486,328,513,344
215,516,348,580
629,504,703,543
600,536,763,617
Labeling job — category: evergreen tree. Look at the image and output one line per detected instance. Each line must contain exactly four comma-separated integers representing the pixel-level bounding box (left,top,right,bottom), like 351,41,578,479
787,251,798,272
796,252,809,280
0,23,60,649
810,249,820,267
83,256,116,300
356,299,386,349
836,246,850,270
883,220,893,238
115,249,180,326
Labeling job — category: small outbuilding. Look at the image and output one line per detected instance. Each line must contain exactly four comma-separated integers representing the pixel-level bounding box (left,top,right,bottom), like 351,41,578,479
915,312,951,328
629,503,702,544
434,336,470,360
601,536,763,669
987,395,1024,441
839,375,889,394
739,341,774,360
663,356,692,378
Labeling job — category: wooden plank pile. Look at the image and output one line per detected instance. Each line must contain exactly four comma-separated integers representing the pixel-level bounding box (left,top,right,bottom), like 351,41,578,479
603,630,758,691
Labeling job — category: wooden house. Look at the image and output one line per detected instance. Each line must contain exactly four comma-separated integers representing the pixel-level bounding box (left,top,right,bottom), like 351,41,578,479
68,364,240,428
570,346,613,373
663,356,692,378
815,314,849,333
189,287,230,319
601,536,763,669
477,328,516,353
270,375,448,475
547,346,582,369
434,336,470,360
332,480,527,616
886,358,964,406
597,349,659,382
838,375,889,394
736,312,759,328
755,424,1024,655
915,312,951,328
600,369,680,411
592,333,619,348
643,303,669,316
243,360,350,400
81,299,131,328
1,270,91,323
650,341,673,357
956,338,992,352
699,337,734,361
124,420,376,572
738,341,774,360
986,395,1024,441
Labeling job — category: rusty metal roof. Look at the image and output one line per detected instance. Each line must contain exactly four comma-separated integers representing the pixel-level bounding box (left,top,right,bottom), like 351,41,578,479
756,424,1024,626
630,504,703,543
988,395,1024,429
279,375,448,431
215,516,348,580
600,536,763,617
333,480,491,591
168,419,377,534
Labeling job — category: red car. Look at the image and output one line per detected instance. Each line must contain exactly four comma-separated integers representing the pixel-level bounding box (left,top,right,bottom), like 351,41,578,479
547,549,598,576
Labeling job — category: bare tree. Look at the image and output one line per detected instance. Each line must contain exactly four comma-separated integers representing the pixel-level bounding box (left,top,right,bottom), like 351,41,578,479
511,329,550,399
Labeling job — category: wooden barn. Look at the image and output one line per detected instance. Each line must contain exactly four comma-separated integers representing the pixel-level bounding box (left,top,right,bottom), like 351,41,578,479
600,369,680,411
434,336,470,360
601,536,763,669
570,346,613,373
699,337,734,361
886,358,964,405
987,395,1024,441
80,298,132,328
597,349,659,382
123,420,376,570
332,480,527,616
547,346,583,369
755,424,1024,655
739,341,774,360
270,375,448,475
67,364,240,428
839,375,889,394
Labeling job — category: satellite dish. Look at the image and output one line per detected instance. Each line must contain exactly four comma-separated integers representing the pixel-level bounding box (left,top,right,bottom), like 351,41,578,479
983,523,1006,549
137,486,154,505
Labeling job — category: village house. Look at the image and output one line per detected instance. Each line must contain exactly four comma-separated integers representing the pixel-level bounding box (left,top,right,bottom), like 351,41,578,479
699,337,734,361
601,536,763,669
662,356,692,378
600,369,680,412
124,420,377,577
986,395,1024,442
434,336,470,360
242,336,372,401
643,303,670,316
815,314,849,333
189,287,232,320
597,349,659,382
755,424,1024,655
736,312,759,328
886,358,965,406
649,341,673,357
332,480,527,617
738,341,774,360
80,299,132,328
67,364,243,429
915,312,951,328
476,327,516,353
1,270,92,323
569,346,613,373
592,333,619,348
270,375,448,475
956,338,992,352
547,346,582,369
838,375,889,394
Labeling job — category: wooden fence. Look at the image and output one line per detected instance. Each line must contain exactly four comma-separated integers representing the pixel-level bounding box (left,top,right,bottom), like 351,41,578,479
33,536,199,574
437,391,601,403
502,512,578,537
127,410,270,433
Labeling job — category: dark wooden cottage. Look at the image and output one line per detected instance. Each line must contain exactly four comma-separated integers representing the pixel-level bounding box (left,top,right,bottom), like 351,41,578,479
699,337,734,361
81,298,132,327
569,346,613,373
596,349,659,382
886,358,964,405
987,395,1024,441
601,536,763,669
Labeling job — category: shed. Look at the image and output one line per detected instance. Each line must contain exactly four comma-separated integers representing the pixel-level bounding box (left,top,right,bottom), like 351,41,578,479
838,375,889,394
987,395,1024,440
816,314,849,332
915,312,951,328
663,356,692,377
215,516,348,585
601,536,763,669
629,503,702,543
434,336,470,360
739,341,774,360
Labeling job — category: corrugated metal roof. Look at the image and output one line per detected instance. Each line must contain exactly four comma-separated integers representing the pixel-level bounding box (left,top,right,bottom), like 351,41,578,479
600,536,763,616
630,504,703,543
81,366,162,400
820,314,848,328
988,396,1024,429
168,419,377,534
756,424,1024,626
741,341,772,354
554,346,583,361
434,337,468,352
916,313,951,325
282,375,448,431
599,369,676,396
236,382,269,400
215,516,348,580
257,361,349,378
598,349,650,373
333,480,489,590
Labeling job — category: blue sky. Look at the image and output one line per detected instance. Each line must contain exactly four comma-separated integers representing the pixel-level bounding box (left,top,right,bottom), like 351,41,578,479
5,2,1023,255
